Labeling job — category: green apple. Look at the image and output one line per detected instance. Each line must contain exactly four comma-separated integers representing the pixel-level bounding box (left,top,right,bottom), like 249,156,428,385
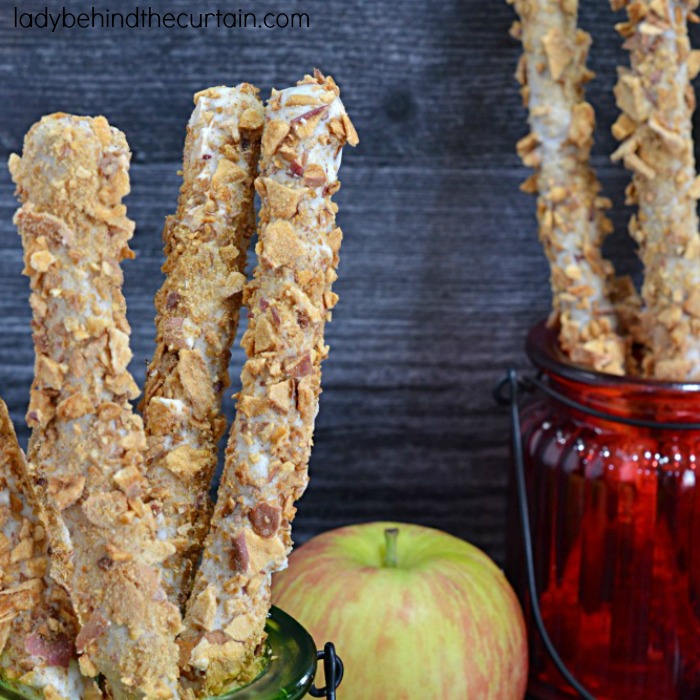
272,522,527,699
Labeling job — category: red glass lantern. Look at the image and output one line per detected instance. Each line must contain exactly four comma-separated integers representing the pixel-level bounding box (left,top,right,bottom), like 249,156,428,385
503,322,700,700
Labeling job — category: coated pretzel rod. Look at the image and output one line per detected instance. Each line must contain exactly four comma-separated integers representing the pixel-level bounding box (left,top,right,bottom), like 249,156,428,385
140,85,264,607
510,0,629,374
10,115,182,699
0,400,99,700
178,71,358,695
611,0,700,379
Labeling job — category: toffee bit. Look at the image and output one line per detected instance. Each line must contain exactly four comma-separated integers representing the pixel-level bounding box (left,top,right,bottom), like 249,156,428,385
290,105,329,125
166,291,182,310
289,161,304,178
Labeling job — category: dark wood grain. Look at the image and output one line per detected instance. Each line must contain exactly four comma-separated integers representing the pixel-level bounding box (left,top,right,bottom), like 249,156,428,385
0,0,672,564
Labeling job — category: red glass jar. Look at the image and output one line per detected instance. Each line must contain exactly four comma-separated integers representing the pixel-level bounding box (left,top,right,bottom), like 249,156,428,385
507,322,700,700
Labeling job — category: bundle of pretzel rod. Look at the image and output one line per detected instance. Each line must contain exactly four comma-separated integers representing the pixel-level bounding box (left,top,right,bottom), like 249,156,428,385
2,69,356,699
178,71,357,696
509,0,700,380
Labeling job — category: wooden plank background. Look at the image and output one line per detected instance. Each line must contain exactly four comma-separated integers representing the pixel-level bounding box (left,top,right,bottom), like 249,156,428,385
1,0,693,564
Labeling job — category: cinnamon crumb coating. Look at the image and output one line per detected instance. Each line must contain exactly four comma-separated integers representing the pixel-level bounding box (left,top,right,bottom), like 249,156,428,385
510,0,628,374
177,71,358,695
9,115,182,699
611,0,700,380
140,86,263,608
0,400,100,700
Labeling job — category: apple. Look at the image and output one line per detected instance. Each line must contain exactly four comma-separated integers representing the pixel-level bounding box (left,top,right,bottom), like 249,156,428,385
272,522,527,699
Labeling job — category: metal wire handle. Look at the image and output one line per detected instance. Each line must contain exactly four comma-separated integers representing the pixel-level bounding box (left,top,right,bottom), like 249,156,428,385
495,368,597,700
309,643,344,699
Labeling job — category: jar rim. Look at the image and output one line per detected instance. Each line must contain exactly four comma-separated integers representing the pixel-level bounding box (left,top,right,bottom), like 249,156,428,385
526,320,700,394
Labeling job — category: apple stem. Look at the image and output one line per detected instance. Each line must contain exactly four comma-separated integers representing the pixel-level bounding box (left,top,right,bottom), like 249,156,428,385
384,527,399,568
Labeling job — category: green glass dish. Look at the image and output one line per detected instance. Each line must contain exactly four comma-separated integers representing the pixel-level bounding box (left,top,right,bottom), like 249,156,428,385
0,607,318,700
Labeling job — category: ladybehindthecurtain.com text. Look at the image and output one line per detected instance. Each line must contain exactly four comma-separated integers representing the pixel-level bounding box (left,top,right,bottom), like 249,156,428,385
13,6,311,32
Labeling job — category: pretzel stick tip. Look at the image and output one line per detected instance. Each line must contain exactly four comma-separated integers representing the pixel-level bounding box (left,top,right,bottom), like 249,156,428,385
177,70,357,696
140,84,264,609
10,114,182,699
